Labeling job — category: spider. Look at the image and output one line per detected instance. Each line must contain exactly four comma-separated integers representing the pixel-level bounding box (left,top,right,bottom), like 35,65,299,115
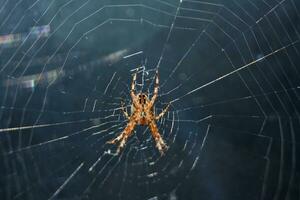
107,71,170,155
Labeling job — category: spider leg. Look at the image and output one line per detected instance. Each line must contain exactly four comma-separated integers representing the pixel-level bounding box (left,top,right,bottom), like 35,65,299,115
150,70,159,106
107,121,136,154
121,100,130,120
148,121,168,155
155,103,170,120
131,73,137,101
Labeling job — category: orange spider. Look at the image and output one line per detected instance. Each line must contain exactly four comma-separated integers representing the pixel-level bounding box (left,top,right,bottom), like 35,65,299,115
107,71,170,155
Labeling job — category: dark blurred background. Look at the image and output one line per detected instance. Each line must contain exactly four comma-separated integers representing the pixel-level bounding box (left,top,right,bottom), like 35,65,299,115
0,0,300,199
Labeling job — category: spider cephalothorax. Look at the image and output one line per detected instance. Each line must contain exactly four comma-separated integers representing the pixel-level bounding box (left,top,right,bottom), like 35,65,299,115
107,71,170,155
137,93,148,105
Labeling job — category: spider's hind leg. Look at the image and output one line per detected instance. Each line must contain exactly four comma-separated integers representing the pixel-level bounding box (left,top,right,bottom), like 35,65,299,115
148,121,168,155
106,134,123,145
107,122,136,154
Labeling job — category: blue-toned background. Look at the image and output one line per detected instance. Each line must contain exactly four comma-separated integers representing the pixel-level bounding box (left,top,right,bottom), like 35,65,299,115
0,0,299,199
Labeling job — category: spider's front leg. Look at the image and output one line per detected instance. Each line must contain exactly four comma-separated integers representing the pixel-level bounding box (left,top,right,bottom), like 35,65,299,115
107,121,136,154
148,120,168,155
150,70,159,106
131,73,138,104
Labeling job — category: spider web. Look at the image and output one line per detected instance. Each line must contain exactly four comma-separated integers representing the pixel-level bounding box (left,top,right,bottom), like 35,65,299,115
0,0,299,199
